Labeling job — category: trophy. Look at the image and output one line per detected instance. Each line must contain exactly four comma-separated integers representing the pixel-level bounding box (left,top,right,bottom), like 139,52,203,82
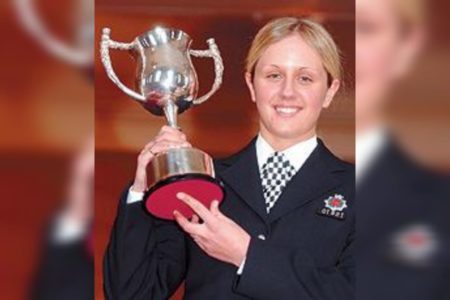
100,26,225,220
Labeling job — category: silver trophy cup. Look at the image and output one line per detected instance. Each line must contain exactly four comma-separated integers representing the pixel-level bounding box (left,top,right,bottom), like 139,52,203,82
100,26,225,220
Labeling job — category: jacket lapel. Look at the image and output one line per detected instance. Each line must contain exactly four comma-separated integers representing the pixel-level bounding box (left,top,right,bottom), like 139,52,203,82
267,139,345,224
218,138,268,224
218,138,347,225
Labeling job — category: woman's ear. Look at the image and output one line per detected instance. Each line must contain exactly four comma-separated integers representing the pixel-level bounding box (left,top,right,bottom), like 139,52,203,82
245,72,256,103
323,79,340,108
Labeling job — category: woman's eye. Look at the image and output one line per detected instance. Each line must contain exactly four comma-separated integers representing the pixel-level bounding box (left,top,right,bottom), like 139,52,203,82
267,73,282,79
299,76,312,83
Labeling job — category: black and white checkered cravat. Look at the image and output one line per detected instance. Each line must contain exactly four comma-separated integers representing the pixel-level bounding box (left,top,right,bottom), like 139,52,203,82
260,151,297,213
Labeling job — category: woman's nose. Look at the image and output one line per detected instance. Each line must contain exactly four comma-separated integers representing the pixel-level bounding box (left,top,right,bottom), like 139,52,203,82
280,78,296,99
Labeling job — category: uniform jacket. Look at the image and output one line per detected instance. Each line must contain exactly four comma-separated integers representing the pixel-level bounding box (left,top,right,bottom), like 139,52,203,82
104,137,355,300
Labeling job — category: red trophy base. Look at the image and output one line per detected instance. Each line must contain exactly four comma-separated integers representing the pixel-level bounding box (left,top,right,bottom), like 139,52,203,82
145,174,225,220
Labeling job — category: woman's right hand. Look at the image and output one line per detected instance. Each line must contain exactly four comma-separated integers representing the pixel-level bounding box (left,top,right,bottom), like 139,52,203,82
131,125,191,193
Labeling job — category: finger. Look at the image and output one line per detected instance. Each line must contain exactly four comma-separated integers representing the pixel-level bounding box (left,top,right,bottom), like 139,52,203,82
177,192,213,223
160,125,175,132
142,140,156,151
158,140,190,149
210,200,221,217
154,136,189,147
193,238,207,252
173,210,202,235
137,149,154,167
160,125,187,139
191,214,200,224
154,127,172,142
191,233,202,243
155,129,186,142
190,233,208,248
141,141,155,155
138,147,153,159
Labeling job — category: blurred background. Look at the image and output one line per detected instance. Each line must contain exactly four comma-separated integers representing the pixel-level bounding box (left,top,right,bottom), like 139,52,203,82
357,0,450,172
0,0,93,298
95,0,355,299
355,0,450,299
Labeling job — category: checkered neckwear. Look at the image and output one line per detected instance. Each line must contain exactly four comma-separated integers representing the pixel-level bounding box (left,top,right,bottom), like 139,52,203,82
260,151,296,213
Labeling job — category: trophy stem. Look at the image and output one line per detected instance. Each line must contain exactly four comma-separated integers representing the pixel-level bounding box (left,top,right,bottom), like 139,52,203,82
163,100,179,128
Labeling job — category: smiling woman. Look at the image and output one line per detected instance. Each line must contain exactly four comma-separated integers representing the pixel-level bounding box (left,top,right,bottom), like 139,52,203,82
104,17,355,300
244,18,342,150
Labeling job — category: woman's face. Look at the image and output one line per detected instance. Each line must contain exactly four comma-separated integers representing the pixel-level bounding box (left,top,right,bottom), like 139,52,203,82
246,34,339,142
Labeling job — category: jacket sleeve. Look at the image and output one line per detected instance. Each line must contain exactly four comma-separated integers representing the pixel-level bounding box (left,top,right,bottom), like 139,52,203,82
104,185,187,300
232,220,355,300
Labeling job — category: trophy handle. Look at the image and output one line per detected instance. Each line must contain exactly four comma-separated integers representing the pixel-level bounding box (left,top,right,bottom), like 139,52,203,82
100,28,146,102
190,38,224,105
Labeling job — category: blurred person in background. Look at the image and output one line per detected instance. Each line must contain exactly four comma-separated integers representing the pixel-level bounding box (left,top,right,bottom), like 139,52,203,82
356,0,450,299
32,136,94,300
104,17,355,300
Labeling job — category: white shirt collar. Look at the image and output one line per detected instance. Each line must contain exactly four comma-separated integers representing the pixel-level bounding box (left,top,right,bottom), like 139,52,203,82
356,126,387,182
256,134,318,172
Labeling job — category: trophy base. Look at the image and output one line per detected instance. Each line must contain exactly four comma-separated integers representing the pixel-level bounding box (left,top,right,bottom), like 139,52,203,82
144,174,225,220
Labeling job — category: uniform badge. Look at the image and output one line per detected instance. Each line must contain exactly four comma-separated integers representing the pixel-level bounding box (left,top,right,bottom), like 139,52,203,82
316,194,347,220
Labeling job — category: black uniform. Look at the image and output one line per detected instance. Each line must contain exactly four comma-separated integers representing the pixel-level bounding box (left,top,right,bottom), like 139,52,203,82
104,137,355,300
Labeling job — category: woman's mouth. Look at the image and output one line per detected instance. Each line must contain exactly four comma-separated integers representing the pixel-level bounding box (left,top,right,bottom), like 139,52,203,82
274,105,301,117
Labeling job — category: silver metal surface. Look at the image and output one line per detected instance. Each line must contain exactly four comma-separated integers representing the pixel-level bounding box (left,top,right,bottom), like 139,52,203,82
148,147,215,188
100,26,224,127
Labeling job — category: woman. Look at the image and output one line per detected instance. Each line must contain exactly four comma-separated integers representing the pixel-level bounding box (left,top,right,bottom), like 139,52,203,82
104,17,354,300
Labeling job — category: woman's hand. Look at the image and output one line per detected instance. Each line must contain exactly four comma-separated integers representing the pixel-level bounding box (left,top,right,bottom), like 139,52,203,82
132,125,191,193
174,192,251,267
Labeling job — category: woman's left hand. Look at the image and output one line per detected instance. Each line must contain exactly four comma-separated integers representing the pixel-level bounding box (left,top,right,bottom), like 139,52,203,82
174,192,250,267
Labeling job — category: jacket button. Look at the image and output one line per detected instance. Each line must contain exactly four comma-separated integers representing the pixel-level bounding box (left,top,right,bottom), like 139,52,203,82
257,234,266,241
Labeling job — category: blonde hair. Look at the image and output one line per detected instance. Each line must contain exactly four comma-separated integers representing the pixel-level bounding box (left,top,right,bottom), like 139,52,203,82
245,17,342,86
